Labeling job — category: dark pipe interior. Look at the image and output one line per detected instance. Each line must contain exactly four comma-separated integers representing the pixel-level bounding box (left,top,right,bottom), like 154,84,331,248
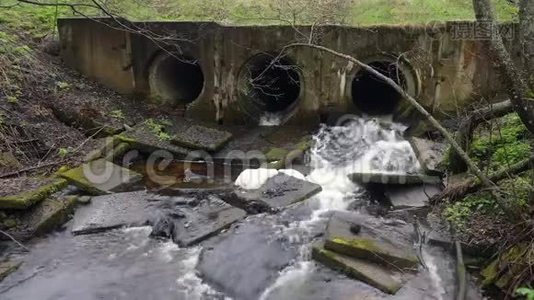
157,56,204,103
245,55,301,112
351,61,406,116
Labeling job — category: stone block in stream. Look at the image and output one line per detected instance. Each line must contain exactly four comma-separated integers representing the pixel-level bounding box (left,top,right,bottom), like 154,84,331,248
0,260,22,282
171,125,232,152
312,242,404,294
0,178,68,210
71,191,153,235
324,213,419,270
233,173,322,211
384,184,442,209
60,158,142,195
198,220,296,300
349,172,441,185
3,196,78,240
171,196,247,247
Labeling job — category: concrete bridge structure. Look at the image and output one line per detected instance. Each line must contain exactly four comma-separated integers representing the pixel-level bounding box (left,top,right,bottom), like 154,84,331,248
57,18,518,127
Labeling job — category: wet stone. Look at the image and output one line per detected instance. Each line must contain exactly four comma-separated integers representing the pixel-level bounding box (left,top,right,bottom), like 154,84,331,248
198,220,296,300
3,196,78,240
408,137,446,175
384,184,442,209
349,172,442,185
171,124,232,152
172,195,247,247
0,260,22,282
234,173,322,210
60,158,142,195
312,242,404,294
71,191,153,235
324,212,419,270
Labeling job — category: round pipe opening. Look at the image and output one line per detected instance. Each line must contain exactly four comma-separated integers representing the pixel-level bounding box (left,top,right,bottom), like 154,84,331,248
238,53,301,122
351,61,407,116
148,54,204,105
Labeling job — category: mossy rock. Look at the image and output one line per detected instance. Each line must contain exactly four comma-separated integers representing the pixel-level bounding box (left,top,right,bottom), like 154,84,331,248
325,237,419,270
0,260,22,282
312,243,404,294
0,179,68,210
324,213,419,270
2,196,78,240
115,122,189,158
265,148,289,162
481,243,531,289
60,159,142,195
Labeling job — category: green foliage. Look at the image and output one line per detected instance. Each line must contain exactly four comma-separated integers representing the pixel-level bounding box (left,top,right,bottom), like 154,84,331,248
145,118,171,141
470,114,533,171
517,287,534,300
57,147,69,158
109,110,125,120
56,81,71,90
444,192,497,228
0,0,519,29
6,95,18,104
444,174,532,228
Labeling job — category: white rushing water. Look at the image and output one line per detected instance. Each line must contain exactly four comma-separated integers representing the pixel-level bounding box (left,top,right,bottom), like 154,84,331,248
260,117,424,298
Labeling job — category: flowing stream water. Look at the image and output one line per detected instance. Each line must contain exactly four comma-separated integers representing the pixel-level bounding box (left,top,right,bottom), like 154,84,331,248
0,117,476,300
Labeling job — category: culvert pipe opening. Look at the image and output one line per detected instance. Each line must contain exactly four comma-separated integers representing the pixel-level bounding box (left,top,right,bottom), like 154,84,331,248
149,54,204,104
351,61,408,116
238,54,301,120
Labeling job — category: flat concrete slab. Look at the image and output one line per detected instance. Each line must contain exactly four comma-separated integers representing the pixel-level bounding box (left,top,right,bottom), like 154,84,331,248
324,213,418,270
198,220,296,300
234,173,322,210
60,158,142,195
115,121,190,158
384,184,442,209
349,172,441,185
172,196,247,247
71,191,152,235
312,243,404,294
0,178,67,210
172,125,232,152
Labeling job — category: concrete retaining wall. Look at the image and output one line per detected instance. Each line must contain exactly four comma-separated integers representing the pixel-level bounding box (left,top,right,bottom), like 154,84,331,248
58,18,517,126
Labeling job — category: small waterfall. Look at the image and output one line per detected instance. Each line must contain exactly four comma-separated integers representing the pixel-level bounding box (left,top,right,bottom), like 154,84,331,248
260,117,423,298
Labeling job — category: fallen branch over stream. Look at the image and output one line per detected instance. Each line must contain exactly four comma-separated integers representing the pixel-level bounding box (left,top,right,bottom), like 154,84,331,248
282,43,522,220
431,155,534,203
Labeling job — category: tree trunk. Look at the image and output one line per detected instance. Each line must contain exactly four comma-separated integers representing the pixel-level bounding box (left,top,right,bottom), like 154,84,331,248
473,0,534,134
520,0,534,89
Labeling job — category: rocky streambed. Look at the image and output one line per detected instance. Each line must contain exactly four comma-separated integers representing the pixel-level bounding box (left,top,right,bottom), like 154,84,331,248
0,116,484,299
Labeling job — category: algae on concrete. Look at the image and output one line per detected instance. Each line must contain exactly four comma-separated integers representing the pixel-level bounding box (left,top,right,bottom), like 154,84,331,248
60,158,142,195
0,179,68,210
0,260,22,282
312,243,404,294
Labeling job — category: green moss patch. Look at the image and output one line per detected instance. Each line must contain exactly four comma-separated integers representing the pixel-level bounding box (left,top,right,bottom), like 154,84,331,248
1,195,78,240
0,179,68,210
60,159,142,195
0,260,22,282
312,243,404,294
481,243,532,290
325,236,419,270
